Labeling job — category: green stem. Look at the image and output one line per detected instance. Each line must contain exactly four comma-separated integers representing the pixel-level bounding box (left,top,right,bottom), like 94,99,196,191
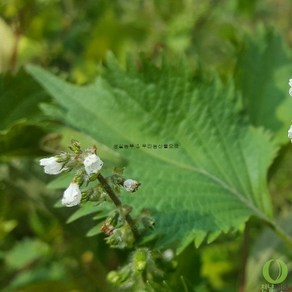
271,224,292,247
97,173,139,240
239,221,249,292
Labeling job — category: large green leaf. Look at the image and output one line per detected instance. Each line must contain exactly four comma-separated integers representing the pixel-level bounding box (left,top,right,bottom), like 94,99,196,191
235,27,292,144
26,55,278,252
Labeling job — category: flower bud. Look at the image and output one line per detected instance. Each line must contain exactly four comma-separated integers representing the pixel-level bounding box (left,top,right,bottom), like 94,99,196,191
62,182,82,207
83,154,103,175
162,249,174,262
81,189,93,203
55,152,70,163
107,271,120,284
101,223,115,236
69,139,82,154
123,179,141,192
39,156,65,175
106,225,134,249
289,79,292,96
288,125,292,142
106,229,123,247
133,249,149,273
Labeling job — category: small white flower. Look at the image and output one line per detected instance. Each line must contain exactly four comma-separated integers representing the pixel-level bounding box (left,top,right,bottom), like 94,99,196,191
162,249,174,261
62,182,82,207
289,79,292,96
288,125,292,141
40,157,64,175
123,179,140,192
83,154,103,175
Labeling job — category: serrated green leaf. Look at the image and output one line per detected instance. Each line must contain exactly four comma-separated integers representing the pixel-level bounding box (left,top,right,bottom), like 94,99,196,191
194,232,206,249
235,27,292,144
206,231,222,244
27,55,278,252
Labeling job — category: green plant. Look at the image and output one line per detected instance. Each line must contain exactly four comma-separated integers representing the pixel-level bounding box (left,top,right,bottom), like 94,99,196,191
2,2,292,290
32,46,292,290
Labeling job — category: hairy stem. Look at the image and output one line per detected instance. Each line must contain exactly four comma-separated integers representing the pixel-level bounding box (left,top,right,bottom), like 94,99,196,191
97,173,139,240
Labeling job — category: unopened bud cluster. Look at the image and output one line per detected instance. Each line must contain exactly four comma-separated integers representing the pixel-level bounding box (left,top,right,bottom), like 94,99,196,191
107,248,177,290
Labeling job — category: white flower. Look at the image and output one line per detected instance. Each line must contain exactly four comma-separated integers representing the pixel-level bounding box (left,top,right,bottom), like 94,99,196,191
162,249,174,261
62,183,82,207
289,79,292,96
288,125,292,141
83,154,103,175
40,157,64,175
123,179,140,192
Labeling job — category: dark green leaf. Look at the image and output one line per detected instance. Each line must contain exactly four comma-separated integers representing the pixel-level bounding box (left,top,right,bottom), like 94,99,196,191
0,120,48,160
0,70,49,130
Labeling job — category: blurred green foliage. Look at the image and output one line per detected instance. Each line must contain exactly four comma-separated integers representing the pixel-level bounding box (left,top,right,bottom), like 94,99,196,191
1,0,292,291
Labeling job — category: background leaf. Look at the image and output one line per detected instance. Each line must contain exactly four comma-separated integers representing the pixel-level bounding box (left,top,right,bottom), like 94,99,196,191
235,27,292,144
4,238,49,270
245,213,292,291
0,70,49,130
0,120,48,159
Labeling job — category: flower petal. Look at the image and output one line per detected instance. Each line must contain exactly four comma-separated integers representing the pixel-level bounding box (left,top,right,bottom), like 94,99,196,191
40,157,63,175
62,183,82,207
83,154,103,175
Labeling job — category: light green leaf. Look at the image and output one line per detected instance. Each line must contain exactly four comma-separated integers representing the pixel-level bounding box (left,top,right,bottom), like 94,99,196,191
0,220,17,241
86,222,104,237
66,201,105,223
4,238,49,270
47,172,72,190
0,18,16,73
201,241,240,290
26,55,278,252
